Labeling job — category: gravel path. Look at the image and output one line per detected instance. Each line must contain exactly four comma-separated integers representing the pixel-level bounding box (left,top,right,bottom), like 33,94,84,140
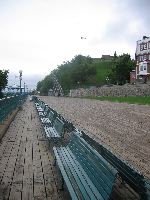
40,96,150,179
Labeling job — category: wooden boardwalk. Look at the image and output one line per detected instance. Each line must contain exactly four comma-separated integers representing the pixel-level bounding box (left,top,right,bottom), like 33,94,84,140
0,99,66,200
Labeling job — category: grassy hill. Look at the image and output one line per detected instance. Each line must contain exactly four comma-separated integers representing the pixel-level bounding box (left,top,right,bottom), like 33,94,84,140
85,61,112,86
37,55,113,95
95,61,112,83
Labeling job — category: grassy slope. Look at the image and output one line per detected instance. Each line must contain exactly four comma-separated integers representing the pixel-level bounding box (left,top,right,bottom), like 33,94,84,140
83,96,150,105
94,61,112,83
79,61,112,87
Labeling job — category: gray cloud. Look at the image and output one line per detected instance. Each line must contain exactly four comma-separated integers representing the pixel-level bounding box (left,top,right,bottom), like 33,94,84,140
96,0,150,53
127,0,150,24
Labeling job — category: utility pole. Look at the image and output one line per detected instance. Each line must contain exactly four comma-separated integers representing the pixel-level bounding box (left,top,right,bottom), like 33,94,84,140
19,70,22,94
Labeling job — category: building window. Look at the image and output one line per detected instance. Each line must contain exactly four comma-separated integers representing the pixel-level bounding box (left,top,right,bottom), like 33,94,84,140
148,42,150,49
140,55,143,61
140,44,143,51
138,56,140,62
144,65,147,70
143,43,147,50
143,54,147,60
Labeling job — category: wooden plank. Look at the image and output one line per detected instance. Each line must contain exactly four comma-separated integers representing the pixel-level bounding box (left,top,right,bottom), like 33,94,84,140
32,140,47,199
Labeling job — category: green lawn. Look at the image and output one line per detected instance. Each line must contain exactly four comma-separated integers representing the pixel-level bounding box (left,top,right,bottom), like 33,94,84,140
83,96,150,105
94,61,112,83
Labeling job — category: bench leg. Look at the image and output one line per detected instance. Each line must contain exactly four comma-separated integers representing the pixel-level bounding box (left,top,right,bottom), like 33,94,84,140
53,159,65,190
59,176,64,190
53,156,56,166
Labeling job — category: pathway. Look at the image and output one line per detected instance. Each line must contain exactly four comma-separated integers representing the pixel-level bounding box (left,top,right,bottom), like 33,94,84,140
0,99,65,200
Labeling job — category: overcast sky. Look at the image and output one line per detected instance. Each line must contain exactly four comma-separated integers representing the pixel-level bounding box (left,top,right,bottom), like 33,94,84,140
0,0,149,88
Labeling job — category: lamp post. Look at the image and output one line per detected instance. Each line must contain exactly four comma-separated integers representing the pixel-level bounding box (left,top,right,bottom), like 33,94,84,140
24,82,26,93
26,86,28,93
106,77,109,85
19,70,22,94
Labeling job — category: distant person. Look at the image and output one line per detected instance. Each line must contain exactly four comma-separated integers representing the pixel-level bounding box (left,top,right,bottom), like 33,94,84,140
29,95,32,101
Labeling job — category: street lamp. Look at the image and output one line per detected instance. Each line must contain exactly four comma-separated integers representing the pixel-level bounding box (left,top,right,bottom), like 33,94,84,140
106,77,109,85
19,70,22,94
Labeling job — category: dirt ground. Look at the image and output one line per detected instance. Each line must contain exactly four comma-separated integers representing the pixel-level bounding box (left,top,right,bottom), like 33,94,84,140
40,96,150,179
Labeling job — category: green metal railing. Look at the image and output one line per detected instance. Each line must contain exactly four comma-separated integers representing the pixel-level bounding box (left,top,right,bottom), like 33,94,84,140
0,94,27,124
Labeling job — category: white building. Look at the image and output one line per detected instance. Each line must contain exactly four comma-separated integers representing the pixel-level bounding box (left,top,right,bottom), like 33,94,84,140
135,36,150,83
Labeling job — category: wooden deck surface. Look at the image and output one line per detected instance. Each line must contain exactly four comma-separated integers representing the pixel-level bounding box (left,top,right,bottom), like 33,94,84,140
0,99,66,200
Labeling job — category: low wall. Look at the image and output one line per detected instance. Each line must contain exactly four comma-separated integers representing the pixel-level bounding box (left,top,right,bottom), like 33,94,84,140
70,84,150,97
0,108,19,141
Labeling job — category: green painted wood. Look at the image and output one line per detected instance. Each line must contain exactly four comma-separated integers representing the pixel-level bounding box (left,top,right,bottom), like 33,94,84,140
82,133,149,200
53,131,117,200
68,136,116,196
58,148,92,200
53,117,64,137
61,147,104,200
0,95,27,123
53,147,79,200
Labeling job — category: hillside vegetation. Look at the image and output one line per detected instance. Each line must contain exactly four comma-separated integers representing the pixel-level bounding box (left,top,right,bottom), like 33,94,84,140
83,96,150,105
37,54,135,95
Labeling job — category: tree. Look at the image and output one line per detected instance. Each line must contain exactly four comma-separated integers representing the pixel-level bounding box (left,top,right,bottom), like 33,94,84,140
54,55,95,89
108,54,135,85
0,70,9,98
37,75,53,95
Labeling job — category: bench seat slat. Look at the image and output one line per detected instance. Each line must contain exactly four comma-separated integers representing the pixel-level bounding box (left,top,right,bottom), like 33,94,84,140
53,147,79,200
64,147,109,199
69,138,116,183
44,126,61,138
39,112,46,117
77,134,117,175
69,143,113,196
57,148,92,200
37,107,44,112
61,147,105,200
41,118,51,124
70,140,116,184
53,132,118,200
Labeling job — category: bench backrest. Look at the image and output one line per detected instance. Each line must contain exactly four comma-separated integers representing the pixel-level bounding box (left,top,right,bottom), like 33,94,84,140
48,110,56,124
81,132,148,199
43,105,49,113
145,179,150,200
36,98,41,105
41,101,45,109
53,117,65,137
68,132,118,200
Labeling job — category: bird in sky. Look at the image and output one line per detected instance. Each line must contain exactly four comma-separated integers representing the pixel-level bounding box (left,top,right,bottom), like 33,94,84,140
81,37,86,39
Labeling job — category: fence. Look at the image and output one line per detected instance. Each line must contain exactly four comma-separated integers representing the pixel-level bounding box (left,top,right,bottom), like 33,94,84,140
0,94,27,124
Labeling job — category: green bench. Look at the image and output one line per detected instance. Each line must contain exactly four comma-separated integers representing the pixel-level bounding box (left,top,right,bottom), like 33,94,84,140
44,117,65,141
34,98,42,108
35,100,49,117
41,110,56,125
53,132,118,200
38,104,49,117
36,101,46,112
